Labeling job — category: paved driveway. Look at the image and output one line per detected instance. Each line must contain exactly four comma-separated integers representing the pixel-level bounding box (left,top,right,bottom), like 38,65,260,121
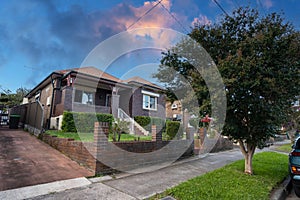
0,126,94,191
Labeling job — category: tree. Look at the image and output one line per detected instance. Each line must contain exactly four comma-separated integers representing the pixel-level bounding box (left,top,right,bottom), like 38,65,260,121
111,119,130,142
0,87,30,111
155,7,300,174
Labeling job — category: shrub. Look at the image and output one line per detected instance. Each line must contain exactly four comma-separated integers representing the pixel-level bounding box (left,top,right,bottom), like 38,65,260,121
134,116,151,127
61,112,77,132
166,121,182,140
151,117,166,131
134,116,167,133
61,111,114,132
111,119,130,142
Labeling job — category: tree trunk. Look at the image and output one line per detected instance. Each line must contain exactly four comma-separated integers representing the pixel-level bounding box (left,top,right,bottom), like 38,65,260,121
238,139,256,175
244,151,254,174
117,133,121,142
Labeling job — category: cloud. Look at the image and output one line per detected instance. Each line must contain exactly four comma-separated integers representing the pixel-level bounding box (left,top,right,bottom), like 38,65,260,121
0,0,193,88
191,15,211,26
97,0,176,31
258,0,273,9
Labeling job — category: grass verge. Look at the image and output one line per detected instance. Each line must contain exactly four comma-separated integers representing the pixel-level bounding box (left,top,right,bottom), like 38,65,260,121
45,130,152,142
276,143,292,153
152,152,288,200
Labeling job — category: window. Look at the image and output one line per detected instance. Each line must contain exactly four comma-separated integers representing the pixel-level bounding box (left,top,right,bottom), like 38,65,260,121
143,94,157,110
171,103,178,110
74,90,94,105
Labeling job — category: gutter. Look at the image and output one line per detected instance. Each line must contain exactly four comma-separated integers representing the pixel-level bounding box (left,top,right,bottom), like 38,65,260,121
25,72,62,98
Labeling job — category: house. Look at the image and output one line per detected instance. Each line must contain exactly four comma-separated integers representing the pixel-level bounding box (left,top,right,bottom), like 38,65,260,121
24,67,165,131
166,100,183,121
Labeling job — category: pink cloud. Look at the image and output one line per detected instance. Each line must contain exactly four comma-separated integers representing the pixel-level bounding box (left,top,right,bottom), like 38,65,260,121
191,14,211,26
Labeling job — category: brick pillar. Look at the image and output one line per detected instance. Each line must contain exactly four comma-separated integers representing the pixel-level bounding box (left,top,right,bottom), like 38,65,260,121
186,127,195,141
199,127,206,145
94,122,109,153
152,125,162,142
152,125,157,141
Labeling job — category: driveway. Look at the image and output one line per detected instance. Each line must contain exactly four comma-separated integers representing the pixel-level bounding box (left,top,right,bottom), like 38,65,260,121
0,126,94,191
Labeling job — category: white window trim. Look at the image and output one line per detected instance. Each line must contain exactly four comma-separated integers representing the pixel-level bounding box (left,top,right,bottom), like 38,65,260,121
171,103,178,109
141,90,160,97
143,94,158,111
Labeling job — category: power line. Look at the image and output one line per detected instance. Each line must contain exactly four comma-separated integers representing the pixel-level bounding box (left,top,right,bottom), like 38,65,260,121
158,1,189,34
233,0,240,8
126,0,163,30
212,0,230,17
126,0,189,34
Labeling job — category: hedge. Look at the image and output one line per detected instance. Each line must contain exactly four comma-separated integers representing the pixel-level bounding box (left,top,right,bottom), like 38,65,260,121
134,116,151,127
134,116,166,132
166,121,182,140
61,111,114,133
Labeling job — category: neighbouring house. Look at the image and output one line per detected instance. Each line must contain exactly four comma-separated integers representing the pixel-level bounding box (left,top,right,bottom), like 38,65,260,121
24,67,166,131
166,100,183,121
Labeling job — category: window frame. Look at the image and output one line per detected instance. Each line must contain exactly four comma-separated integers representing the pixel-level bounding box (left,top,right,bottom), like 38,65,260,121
142,94,158,111
74,89,95,105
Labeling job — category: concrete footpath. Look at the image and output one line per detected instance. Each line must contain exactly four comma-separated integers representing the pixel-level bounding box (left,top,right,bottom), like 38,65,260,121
0,144,289,200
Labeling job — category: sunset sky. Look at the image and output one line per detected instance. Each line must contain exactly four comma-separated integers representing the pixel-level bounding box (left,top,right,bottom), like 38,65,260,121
0,0,299,93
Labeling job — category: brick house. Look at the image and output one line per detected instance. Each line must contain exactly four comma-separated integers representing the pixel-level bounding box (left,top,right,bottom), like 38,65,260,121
165,100,183,121
25,67,165,130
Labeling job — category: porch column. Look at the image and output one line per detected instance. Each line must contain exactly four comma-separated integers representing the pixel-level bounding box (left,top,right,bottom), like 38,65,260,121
111,87,120,118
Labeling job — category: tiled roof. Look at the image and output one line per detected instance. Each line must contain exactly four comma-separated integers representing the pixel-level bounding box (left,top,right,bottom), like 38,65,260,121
56,67,162,89
123,76,162,89
56,66,121,82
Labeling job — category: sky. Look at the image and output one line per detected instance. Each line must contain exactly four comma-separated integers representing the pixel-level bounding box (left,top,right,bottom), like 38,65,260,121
0,0,299,93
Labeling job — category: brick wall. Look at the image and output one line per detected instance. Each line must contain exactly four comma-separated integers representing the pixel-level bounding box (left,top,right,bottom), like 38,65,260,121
94,122,193,173
41,122,194,175
41,134,96,172
41,123,232,175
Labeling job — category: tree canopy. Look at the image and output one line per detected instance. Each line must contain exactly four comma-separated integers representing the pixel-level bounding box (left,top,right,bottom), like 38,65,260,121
0,87,30,111
155,7,300,174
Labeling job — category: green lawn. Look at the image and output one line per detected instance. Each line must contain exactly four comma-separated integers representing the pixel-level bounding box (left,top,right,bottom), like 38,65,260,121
153,152,288,200
276,143,292,153
45,130,152,142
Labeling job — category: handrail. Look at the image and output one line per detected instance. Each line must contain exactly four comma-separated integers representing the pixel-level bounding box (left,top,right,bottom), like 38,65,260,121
133,120,149,136
117,108,149,135
117,108,134,134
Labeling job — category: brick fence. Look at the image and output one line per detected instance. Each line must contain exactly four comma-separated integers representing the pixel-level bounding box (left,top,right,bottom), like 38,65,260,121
41,134,96,171
41,122,193,175
41,122,232,175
